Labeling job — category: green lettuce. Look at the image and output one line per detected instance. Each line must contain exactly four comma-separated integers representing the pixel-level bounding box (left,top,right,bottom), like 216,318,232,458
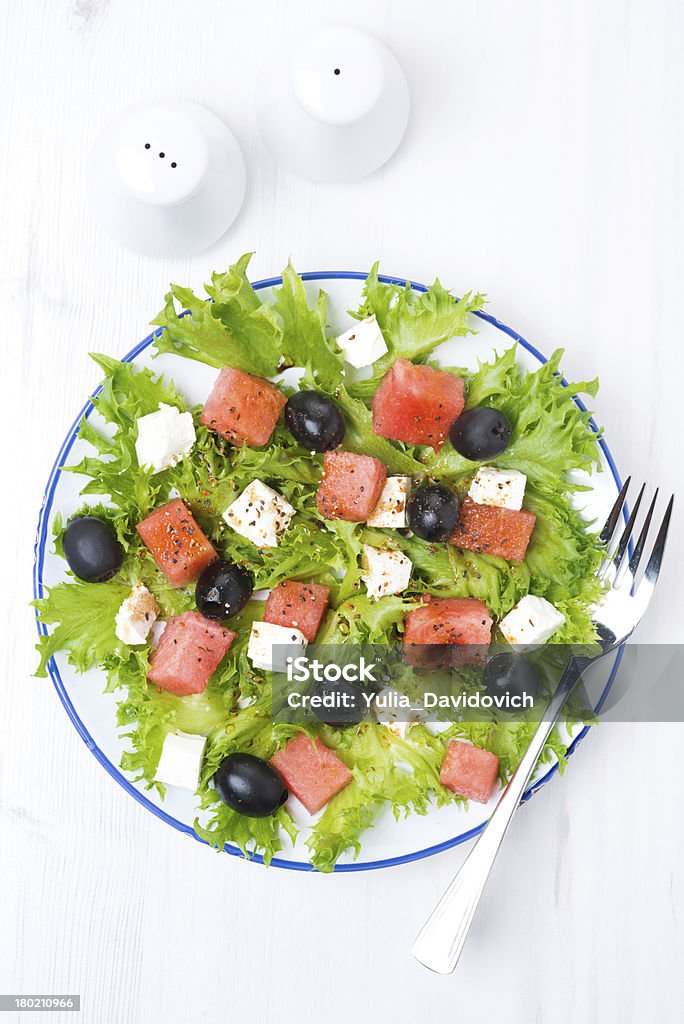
307,723,453,871
152,253,283,377
34,579,130,677
34,256,606,871
272,261,344,386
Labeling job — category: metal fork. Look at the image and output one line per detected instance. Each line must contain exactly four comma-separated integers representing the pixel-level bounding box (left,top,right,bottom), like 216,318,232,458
412,480,674,974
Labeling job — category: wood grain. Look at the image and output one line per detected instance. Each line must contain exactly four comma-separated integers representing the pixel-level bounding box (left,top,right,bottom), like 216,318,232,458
1,1,682,1021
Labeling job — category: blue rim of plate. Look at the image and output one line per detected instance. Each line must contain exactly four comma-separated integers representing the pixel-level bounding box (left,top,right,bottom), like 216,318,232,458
32,270,625,873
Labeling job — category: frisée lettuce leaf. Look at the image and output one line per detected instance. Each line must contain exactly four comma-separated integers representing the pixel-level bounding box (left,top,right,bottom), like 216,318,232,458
271,261,344,387
33,256,607,872
152,253,283,377
33,579,131,677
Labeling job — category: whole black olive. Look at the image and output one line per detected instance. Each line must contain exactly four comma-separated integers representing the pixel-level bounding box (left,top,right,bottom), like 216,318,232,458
214,753,288,817
483,652,540,702
195,560,253,620
285,391,345,452
449,407,512,461
406,484,460,542
310,676,366,727
62,515,123,582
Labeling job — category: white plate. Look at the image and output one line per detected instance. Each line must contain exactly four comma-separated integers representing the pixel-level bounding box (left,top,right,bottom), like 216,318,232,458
33,271,624,872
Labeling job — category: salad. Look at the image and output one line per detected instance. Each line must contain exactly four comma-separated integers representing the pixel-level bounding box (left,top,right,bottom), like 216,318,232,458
34,256,605,871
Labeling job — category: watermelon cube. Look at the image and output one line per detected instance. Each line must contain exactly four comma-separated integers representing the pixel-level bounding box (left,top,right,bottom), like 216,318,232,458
270,732,352,814
450,497,536,562
147,611,236,696
440,740,500,804
316,450,387,522
404,596,493,645
404,596,492,666
200,367,286,447
264,580,331,641
371,358,465,450
136,499,217,588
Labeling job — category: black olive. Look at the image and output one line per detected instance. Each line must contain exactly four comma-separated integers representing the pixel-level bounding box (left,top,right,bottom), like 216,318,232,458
195,560,253,620
483,652,540,702
214,753,288,817
449,407,512,461
285,391,345,452
62,515,123,582
406,484,460,542
310,676,367,727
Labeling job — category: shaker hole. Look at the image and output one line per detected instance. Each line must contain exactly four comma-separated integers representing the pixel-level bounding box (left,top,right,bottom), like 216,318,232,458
171,162,177,168
334,68,341,75
144,143,151,149
159,152,165,158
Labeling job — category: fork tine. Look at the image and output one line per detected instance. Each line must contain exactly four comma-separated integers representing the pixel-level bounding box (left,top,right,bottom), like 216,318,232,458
627,488,659,578
599,475,631,546
612,482,646,574
640,495,674,589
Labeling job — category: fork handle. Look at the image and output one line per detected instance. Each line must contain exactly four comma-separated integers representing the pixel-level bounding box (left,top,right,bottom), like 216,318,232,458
412,654,590,975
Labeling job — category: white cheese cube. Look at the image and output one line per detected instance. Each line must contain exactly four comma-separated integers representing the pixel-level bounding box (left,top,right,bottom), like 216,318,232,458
155,731,207,790
374,688,421,740
115,585,159,646
247,621,308,673
499,595,566,648
468,466,527,511
135,403,196,474
366,476,409,528
336,314,388,368
223,479,295,548
361,545,412,600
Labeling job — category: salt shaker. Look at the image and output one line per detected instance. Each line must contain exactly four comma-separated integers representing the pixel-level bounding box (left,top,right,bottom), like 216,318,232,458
86,101,246,257
256,26,410,183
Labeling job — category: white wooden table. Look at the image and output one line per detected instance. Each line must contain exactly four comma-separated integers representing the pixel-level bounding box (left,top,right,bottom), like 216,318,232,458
1,2,682,1021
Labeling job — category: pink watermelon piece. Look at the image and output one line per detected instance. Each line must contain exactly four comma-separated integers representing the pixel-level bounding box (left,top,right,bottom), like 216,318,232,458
200,367,287,447
403,596,492,667
440,740,500,804
371,358,465,450
147,611,236,696
450,497,536,563
404,596,492,645
136,499,217,588
270,733,352,814
316,450,387,522
264,580,331,642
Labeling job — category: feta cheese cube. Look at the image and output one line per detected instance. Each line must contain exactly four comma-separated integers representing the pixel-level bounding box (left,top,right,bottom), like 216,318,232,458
499,595,566,648
115,585,159,646
336,314,388,368
361,545,412,600
366,476,409,528
468,466,527,511
155,730,207,790
223,479,295,548
135,403,196,474
374,687,421,740
247,621,308,673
